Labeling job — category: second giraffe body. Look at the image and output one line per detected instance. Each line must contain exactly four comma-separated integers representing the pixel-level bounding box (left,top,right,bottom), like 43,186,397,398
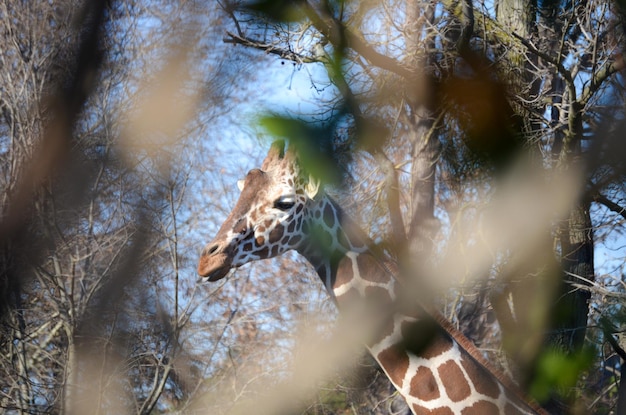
198,141,544,415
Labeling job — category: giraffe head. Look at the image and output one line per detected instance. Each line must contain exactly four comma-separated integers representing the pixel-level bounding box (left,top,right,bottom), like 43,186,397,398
198,141,321,281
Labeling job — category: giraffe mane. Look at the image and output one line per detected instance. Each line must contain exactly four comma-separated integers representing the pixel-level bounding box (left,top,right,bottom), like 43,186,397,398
261,140,314,189
261,140,286,171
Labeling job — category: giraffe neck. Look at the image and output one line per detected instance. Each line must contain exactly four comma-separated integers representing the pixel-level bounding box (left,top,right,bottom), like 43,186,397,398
295,194,542,415
296,195,374,299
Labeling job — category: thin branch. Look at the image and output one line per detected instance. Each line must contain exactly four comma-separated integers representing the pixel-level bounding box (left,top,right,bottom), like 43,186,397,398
300,1,417,80
510,32,576,98
224,31,322,63
374,151,406,249
510,31,582,159
581,54,626,105
593,193,626,220
217,0,244,37
601,316,626,361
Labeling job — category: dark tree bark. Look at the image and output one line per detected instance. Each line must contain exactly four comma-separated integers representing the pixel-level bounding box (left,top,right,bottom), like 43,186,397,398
405,2,440,272
552,202,594,351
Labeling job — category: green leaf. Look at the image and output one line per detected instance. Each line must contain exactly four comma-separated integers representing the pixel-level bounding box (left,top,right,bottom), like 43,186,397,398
245,0,305,23
529,347,595,402
259,116,309,139
258,115,341,187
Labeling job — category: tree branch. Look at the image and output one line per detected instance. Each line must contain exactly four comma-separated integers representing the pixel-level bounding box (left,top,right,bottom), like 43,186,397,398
581,54,626,106
457,0,474,53
374,151,407,249
300,1,417,80
593,193,626,220
223,31,322,63
441,0,520,49
600,316,626,415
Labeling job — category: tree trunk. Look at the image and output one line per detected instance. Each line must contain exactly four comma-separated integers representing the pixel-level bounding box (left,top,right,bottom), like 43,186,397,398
496,0,535,81
496,0,534,36
552,202,593,351
407,108,439,264
405,2,440,268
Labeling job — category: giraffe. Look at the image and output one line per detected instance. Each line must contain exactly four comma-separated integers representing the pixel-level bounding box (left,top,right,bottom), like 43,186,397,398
197,141,546,415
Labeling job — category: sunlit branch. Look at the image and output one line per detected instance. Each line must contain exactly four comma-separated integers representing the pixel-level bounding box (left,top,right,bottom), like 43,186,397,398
509,31,583,160
581,55,626,106
300,1,417,80
223,31,322,63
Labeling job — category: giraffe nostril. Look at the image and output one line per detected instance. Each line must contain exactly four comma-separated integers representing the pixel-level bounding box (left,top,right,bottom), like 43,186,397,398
205,244,219,256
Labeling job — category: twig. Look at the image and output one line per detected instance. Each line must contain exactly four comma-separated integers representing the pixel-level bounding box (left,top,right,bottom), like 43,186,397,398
224,31,321,64
593,193,626,220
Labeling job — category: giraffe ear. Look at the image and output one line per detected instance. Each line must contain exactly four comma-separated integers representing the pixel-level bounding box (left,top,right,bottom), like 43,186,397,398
305,175,320,199
237,179,245,191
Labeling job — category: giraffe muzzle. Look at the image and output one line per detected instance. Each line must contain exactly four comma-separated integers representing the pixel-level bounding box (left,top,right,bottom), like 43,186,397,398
197,243,232,281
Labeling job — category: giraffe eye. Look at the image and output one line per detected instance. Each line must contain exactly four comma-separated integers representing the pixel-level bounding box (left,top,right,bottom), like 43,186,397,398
274,197,295,211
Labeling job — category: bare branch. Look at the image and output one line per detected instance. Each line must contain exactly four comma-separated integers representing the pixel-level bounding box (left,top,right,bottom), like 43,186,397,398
374,151,406,249
593,193,626,220
300,1,417,80
224,31,322,64
581,54,626,105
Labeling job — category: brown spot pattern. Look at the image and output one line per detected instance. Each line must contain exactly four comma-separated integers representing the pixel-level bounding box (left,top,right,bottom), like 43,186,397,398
334,287,361,310
420,331,453,359
256,246,269,257
372,319,395,344
377,344,409,387
337,228,350,249
410,366,440,401
287,220,296,233
290,235,301,246
335,257,354,288
323,203,335,228
364,286,393,307
270,245,280,257
233,219,247,234
460,356,500,399
412,405,454,415
400,321,452,359
357,255,389,284
460,400,500,414
268,224,284,244
438,360,471,402
321,229,333,246
316,265,327,279
504,402,526,415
